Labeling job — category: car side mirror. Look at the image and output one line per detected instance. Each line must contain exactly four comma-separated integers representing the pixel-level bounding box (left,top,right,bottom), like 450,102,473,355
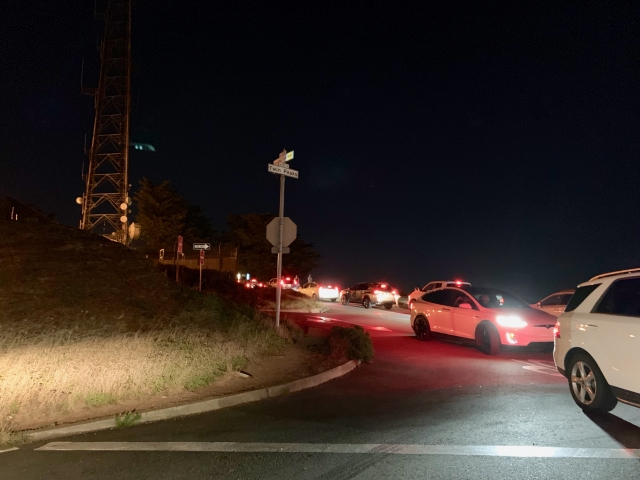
459,303,472,309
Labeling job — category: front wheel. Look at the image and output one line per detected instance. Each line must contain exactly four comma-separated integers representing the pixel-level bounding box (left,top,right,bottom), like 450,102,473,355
312,294,318,301
341,295,348,305
414,317,431,341
384,303,393,310
331,298,337,302
363,297,372,309
476,323,500,355
568,353,617,412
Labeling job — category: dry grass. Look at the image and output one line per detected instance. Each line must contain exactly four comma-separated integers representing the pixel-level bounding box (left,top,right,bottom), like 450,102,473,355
0,221,293,439
261,289,327,311
0,310,290,435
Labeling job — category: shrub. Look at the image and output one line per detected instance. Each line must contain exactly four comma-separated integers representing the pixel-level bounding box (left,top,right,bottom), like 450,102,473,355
325,325,374,363
115,411,141,428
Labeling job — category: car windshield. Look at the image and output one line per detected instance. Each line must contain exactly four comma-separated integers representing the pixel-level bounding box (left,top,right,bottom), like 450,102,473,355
462,287,530,309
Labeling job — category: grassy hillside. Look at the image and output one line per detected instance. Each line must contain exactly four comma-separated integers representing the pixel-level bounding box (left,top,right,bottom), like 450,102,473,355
0,221,187,334
0,220,290,440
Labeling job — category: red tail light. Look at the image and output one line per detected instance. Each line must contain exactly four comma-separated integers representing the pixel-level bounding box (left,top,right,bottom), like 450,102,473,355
554,321,560,339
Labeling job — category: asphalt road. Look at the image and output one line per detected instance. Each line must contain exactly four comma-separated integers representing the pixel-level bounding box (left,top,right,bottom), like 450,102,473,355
3,303,640,479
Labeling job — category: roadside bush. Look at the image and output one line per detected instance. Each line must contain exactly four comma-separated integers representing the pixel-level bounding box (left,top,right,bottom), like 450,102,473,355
325,325,374,363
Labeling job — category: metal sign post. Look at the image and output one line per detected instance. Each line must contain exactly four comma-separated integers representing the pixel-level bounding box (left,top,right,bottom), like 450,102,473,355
267,149,298,328
193,243,210,292
199,250,205,292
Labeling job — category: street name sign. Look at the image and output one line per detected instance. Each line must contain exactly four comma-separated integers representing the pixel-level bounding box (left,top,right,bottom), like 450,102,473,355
271,247,290,254
266,217,297,248
193,243,211,250
268,163,299,179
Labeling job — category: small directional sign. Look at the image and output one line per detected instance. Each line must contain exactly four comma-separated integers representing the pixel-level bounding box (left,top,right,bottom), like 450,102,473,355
268,164,299,179
199,250,205,265
273,149,294,166
193,243,211,250
177,235,184,253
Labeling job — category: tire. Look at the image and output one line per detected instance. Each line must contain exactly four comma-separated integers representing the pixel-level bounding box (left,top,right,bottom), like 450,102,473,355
414,316,431,341
312,294,318,301
475,323,500,355
341,295,348,305
363,297,372,309
567,353,618,412
331,298,337,302
384,303,393,310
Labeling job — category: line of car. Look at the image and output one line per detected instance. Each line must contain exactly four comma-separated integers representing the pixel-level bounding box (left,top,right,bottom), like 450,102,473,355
405,271,640,414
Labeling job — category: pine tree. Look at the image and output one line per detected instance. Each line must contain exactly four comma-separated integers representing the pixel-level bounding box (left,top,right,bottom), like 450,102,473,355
226,213,320,280
134,179,188,253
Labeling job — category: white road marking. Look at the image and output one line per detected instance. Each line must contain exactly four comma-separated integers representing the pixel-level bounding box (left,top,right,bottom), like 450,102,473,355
0,447,19,454
512,359,564,377
36,442,640,458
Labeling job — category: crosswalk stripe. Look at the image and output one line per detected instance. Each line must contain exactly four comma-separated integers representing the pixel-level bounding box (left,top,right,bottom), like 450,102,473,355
35,442,640,458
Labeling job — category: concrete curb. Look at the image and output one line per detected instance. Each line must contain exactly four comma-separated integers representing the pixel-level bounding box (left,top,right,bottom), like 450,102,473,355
26,360,359,443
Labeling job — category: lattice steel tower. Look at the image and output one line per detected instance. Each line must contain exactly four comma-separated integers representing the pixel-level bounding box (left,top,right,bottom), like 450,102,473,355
80,0,132,243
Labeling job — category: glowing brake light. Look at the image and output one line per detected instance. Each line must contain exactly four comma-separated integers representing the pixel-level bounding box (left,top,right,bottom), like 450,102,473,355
554,321,560,339
381,284,387,288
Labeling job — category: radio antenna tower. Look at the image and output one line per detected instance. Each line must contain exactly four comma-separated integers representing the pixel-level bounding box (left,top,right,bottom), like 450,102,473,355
79,0,132,243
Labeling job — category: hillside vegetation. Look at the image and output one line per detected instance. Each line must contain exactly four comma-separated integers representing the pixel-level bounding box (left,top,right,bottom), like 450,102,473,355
0,221,290,440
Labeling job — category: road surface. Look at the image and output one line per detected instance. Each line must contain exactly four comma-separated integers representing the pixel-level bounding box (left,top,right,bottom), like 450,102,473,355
3,303,640,479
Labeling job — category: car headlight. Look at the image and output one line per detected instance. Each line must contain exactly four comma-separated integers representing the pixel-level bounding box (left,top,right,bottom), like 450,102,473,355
496,315,527,328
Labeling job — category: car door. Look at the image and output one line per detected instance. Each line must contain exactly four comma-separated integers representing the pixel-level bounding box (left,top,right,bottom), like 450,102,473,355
586,277,640,394
356,283,371,303
450,291,480,339
348,283,363,303
419,289,455,334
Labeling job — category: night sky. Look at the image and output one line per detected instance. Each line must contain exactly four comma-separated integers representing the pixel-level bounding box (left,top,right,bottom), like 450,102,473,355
2,1,640,300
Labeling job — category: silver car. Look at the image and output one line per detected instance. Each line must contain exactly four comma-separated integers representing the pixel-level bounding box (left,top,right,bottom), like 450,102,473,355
340,282,397,309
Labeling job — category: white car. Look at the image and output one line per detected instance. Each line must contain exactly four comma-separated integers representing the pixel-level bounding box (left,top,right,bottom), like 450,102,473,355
298,282,339,302
554,268,640,412
531,289,574,317
411,286,557,355
407,280,471,310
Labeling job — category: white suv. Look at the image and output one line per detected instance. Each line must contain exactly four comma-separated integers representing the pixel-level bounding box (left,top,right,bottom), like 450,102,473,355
554,268,640,412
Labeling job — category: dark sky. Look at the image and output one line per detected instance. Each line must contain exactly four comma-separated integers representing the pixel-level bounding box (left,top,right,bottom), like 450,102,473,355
2,1,640,300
